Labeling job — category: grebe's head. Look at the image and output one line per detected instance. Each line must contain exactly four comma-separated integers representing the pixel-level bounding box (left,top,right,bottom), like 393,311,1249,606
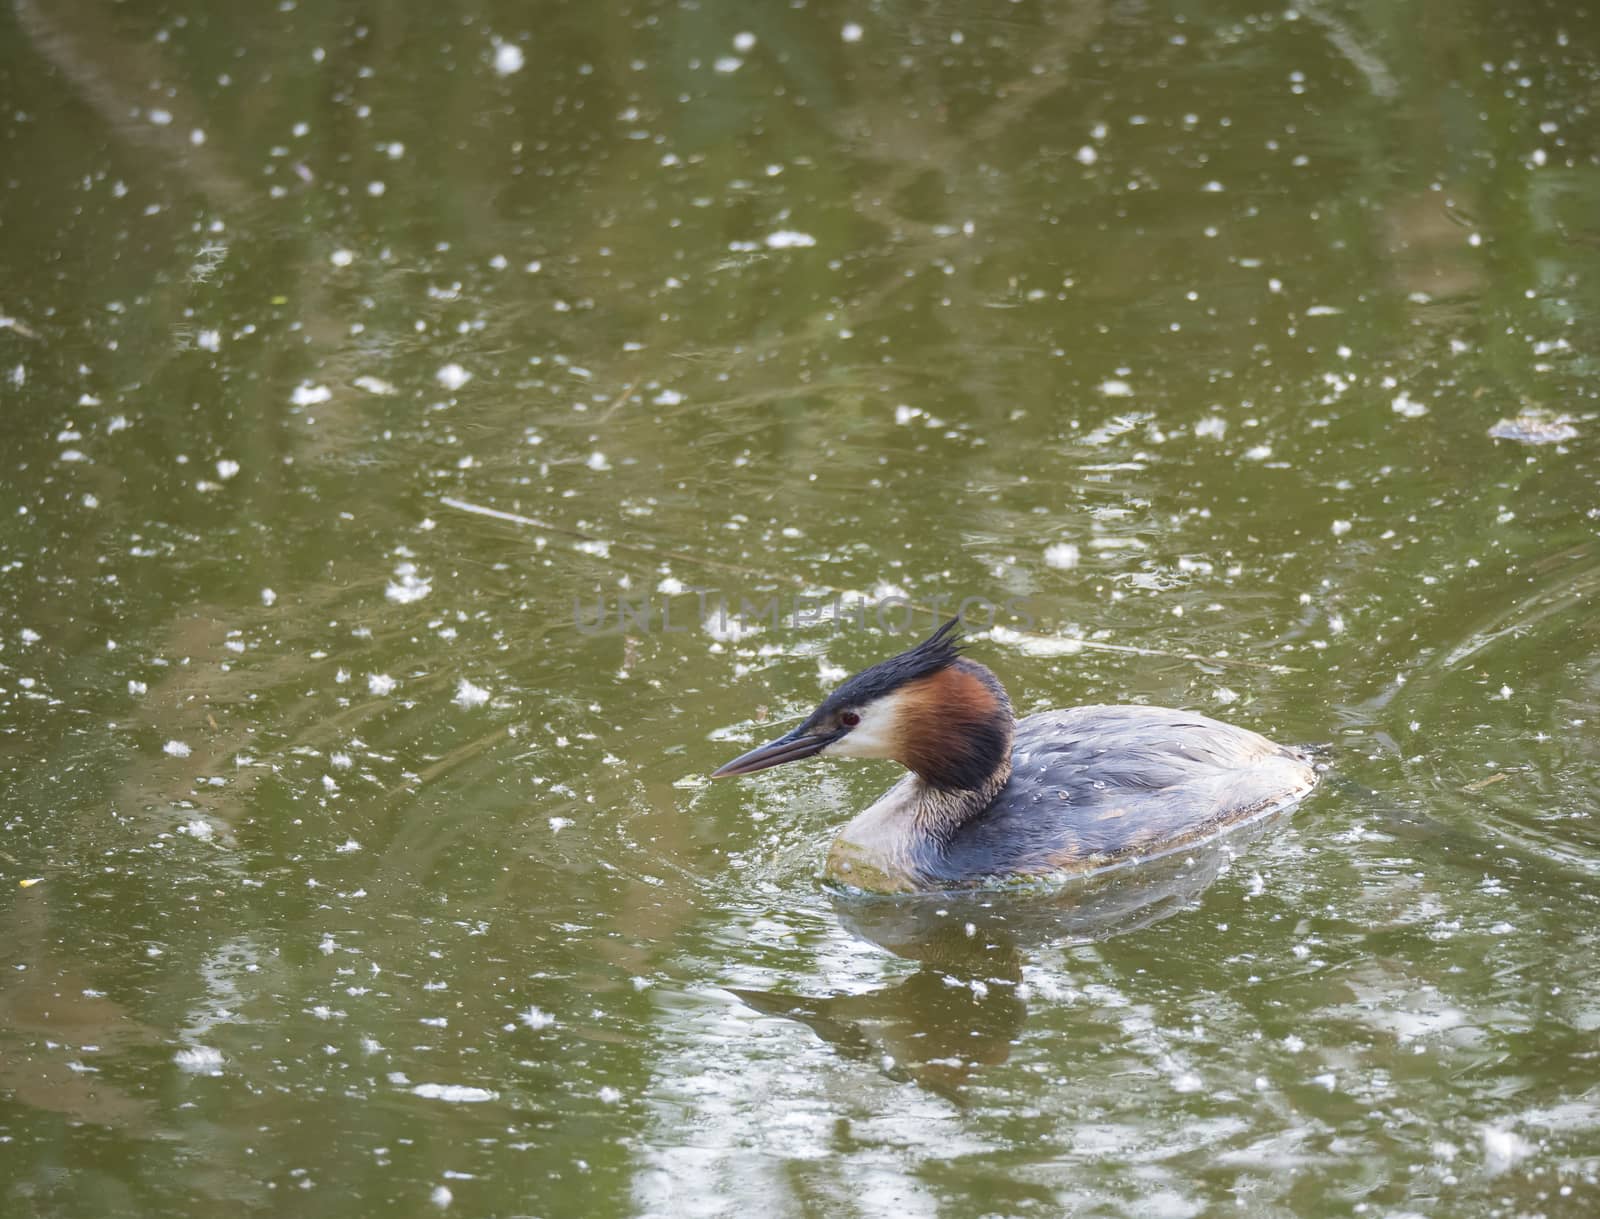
711,618,1014,791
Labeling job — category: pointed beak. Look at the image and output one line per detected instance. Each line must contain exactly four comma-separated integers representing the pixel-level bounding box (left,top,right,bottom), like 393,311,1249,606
711,724,839,778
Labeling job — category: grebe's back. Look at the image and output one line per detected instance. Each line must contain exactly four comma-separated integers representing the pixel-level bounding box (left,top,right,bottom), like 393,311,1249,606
923,705,1316,888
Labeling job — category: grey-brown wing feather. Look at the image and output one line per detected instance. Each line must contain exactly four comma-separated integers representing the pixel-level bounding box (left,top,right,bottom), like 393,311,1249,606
930,705,1316,883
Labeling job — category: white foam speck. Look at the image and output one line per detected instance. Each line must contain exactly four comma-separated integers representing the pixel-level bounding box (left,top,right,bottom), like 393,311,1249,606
1075,145,1097,165
1391,392,1428,418
368,673,396,696
1099,379,1133,397
164,740,192,758
431,1185,453,1209
1194,416,1227,439
764,230,816,249
713,56,743,74
413,1083,498,1103
989,625,1084,657
586,451,612,471
148,108,173,126
435,363,471,391
197,329,221,352
492,39,524,76
1482,1126,1535,1175
652,388,684,406
1331,519,1351,536
1213,687,1239,705
291,382,332,406
842,22,864,42
329,248,354,267
734,31,756,52
1044,542,1080,570
453,679,490,709
336,838,362,853
182,819,214,841
386,561,432,604
174,1045,223,1071
353,375,396,396
598,1086,623,1104
520,1006,555,1029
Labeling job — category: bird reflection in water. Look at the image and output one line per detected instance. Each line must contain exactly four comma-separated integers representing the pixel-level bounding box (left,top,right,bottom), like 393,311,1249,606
727,817,1280,1098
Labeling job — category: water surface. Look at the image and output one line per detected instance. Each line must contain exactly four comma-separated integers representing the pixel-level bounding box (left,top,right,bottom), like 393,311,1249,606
2,0,1599,1214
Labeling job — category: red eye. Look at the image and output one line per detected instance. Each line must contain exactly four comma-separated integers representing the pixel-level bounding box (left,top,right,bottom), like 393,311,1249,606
841,711,861,728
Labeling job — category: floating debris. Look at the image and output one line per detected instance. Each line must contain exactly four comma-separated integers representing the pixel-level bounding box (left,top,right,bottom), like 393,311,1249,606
174,1045,223,1072
412,1083,498,1103
453,679,491,709
1488,412,1577,445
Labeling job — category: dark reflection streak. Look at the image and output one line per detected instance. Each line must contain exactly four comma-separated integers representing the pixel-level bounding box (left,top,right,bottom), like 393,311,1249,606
729,822,1267,1096
1301,6,1400,99
12,0,255,212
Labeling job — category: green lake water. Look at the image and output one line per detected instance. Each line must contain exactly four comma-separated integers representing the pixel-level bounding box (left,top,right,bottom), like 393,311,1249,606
2,1,1598,1215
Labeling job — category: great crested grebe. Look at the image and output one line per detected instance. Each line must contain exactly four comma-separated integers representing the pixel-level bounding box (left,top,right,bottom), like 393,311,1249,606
712,619,1318,893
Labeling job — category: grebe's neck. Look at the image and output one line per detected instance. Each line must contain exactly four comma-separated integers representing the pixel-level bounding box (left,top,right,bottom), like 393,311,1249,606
898,657,1016,831
907,762,1012,842
824,659,1016,891
824,760,1013,893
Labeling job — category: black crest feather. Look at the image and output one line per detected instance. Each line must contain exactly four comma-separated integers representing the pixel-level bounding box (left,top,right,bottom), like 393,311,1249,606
807,617,966,723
